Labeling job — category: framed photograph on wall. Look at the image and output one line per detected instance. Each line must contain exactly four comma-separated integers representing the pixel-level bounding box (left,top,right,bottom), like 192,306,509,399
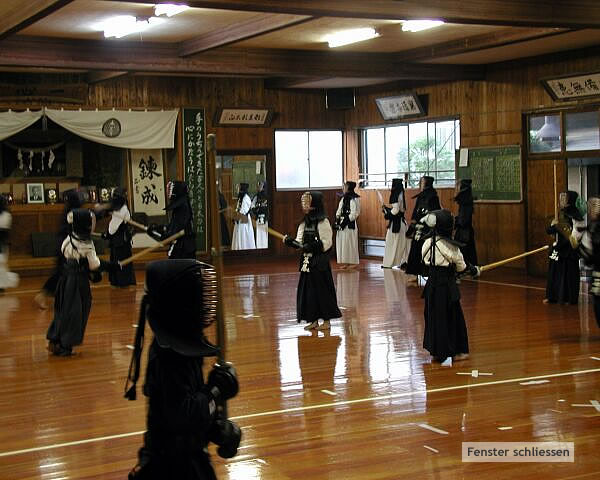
375,92,425,121
26,183,45,203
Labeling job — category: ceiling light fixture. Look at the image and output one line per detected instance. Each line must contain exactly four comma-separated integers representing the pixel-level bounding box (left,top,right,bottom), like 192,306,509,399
98,15,165,39
325,28,379,48
400,20,444,32
154,4,190,17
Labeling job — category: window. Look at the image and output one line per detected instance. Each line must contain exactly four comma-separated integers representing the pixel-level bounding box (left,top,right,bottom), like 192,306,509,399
361,118,460,188
275,130,343,190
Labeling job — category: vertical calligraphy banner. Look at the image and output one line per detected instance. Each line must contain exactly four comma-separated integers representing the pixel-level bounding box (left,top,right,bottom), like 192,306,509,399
130,149,166,216
182,108,207,252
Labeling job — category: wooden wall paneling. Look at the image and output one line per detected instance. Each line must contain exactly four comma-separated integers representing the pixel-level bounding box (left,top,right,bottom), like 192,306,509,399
11,212,38,255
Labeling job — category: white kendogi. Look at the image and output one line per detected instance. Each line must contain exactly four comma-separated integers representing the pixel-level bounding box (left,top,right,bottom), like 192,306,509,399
335,182,360,266
382,178,408,268
0,207,19,290
232,191,256,250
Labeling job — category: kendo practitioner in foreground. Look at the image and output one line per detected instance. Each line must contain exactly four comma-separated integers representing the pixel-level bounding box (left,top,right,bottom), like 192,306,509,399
98,188,136,287
125,259,241,480
579,197,600,327
148,180,196,259
544,190,585,304
382,178,407,269
421,210,479,367
46,209,117,356
453,179,478,266
283,191,342,331
335,180,360,268
35,189,82,309
403,175,441,281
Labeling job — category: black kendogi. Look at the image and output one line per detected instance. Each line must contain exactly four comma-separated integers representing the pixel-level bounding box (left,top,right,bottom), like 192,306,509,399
284,191,341,328
383,178,406,233
104,188,136,287
579,198,600,327
46,209,115,356
149,181,196,259
39,189,82,297
453,179,478,265
125,260,241,480
404,176,441,276
545,190,584,304
421,210,478,364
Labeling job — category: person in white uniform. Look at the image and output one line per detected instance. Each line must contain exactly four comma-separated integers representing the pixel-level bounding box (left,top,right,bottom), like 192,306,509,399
232,182,256,250
382,178,408,269
335,181,360,268
0,195,19,291
251,180,268,249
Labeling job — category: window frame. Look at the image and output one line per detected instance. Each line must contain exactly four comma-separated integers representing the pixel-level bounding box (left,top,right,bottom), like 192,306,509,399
359,116,460,189
274,128,344,191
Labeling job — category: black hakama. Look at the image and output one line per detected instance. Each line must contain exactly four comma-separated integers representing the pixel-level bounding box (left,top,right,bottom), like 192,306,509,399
545,247,580,304
405,238,425,275
454,204,478,266
296,254,342,323
46,260,92,351
108,223,136,287
422,266,469,360
133,340,217,480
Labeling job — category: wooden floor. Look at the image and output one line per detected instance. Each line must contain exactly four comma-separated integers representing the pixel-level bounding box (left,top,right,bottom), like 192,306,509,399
1,258,599,479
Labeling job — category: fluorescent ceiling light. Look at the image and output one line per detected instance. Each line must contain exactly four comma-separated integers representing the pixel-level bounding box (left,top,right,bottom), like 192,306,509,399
325,28,379,48
401,20,444,32
97,15,165,39
154,4,190,17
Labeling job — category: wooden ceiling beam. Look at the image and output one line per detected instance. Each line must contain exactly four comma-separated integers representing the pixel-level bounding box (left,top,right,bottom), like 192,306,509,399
101,0,600,28
0,36,485,81
395,27,573,62
179,13,315,56
86,70,129,84
0,0,74,40
264,77,334,89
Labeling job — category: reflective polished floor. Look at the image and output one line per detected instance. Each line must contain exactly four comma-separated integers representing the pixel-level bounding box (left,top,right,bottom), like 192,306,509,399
1,259,599,479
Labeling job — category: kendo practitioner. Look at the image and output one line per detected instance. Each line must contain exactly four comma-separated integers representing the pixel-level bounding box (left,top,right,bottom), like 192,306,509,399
544,190,585,304
579,197,600,327
148,181,196,259
218,189,231,247
101,188,136,287
46,209,117,356
335,180,360,268
231,183,256,250
283,191,342,331
382,178,407,269
421,210,479,367
453,179,478,266
403,175,441,280
125,259,241,480
35,189,82,309
0,195,19,291
251,181,268,249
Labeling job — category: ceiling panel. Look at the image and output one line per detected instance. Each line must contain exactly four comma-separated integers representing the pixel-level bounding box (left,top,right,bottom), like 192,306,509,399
19,0,268,42
426,29,600,64
234,17,500,52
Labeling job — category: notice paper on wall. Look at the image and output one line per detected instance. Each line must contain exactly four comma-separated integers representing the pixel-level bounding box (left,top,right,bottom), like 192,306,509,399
459,148,469,167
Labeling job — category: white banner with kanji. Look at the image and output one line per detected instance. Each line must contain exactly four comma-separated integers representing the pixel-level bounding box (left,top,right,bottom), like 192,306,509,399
130,149,166,216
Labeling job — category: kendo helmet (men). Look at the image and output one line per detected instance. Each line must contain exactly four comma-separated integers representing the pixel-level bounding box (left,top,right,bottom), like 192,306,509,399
67,208,96,240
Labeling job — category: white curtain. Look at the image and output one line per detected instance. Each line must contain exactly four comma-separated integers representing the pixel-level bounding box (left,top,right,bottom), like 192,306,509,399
0,110,44,141
44,108,179,149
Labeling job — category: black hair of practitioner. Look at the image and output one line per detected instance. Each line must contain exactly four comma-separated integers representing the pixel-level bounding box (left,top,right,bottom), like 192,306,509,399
579,197,600,327
125,260,241,480
545,190,585,304
147,181,196,259
453,179,478,265
420,210,479,365
283,191,342,330
46,209,117,356
404,176,441,276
